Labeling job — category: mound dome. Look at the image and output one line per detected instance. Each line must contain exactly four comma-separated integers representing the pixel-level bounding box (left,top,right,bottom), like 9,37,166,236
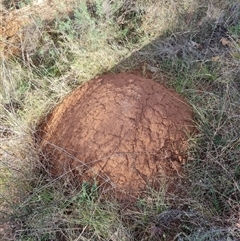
37,73,194,198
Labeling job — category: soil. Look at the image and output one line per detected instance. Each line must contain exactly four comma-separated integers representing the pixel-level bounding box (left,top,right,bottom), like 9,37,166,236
0,0,76,56
37,72,194,200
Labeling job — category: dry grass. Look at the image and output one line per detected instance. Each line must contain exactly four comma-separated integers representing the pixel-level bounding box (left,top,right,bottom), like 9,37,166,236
0,0,240,240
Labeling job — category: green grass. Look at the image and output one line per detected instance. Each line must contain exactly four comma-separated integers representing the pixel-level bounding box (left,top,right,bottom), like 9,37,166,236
1,0,240,240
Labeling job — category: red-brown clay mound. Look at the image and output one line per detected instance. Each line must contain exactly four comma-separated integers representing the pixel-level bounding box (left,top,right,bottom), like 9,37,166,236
37,73,194,199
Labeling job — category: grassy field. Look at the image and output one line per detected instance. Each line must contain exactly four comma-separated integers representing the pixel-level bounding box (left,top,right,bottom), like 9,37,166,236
0,0,240,240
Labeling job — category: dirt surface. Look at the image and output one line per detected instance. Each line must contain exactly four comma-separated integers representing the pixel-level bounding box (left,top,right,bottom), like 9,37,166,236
37,72,194,199
0,0,76,56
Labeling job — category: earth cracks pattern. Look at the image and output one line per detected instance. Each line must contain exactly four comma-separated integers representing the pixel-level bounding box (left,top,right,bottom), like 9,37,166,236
38,73,194,199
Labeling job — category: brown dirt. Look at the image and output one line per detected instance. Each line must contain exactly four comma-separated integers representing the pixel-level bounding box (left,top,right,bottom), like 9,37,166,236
37,72,194,199
0,0,76,57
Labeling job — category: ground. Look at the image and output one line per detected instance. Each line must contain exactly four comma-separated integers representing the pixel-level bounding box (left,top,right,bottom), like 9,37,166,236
37,72,194,200
0,0,240,240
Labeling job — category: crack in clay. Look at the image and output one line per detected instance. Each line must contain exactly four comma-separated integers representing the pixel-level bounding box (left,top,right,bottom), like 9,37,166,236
37,72,195,200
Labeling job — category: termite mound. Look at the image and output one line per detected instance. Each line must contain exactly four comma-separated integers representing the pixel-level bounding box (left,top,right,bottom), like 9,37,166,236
37,72,194,200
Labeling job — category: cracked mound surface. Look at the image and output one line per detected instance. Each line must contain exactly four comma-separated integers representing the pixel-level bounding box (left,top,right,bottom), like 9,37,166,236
38,73,194,198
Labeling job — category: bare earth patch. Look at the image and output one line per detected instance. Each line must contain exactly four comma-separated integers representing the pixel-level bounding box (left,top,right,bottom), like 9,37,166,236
37,72,194,200
0,0,76,56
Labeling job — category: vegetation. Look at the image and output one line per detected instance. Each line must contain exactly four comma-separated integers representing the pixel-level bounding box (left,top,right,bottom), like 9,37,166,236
0,0,239,240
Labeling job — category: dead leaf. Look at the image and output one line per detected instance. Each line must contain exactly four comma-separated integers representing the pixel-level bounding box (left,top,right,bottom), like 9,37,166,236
220,37,232,47
211,56,220,61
